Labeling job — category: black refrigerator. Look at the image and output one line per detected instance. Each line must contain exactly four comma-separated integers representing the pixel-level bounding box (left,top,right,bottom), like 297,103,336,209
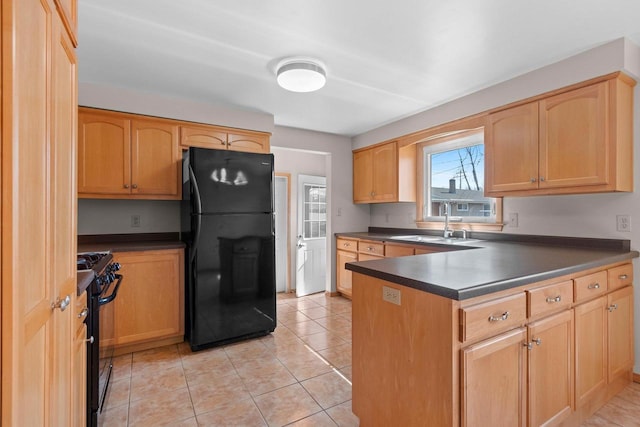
181,147,276,351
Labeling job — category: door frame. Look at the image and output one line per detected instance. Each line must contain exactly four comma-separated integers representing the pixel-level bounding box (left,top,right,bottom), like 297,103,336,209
275,172,292,293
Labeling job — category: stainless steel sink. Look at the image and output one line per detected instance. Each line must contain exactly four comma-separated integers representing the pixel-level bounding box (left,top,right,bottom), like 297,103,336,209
386,235,482,245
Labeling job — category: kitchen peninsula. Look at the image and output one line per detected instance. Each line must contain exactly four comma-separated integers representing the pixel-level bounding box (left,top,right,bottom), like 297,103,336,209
343,229,637,427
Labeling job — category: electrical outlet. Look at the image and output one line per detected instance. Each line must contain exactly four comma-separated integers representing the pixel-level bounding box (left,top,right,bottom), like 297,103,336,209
616,214,631,232
131,214,141,228
509,212,519,228
382,286,401,305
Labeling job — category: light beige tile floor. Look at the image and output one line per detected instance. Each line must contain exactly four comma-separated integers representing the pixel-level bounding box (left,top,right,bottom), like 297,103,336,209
99,291,638,427
99,292,358,427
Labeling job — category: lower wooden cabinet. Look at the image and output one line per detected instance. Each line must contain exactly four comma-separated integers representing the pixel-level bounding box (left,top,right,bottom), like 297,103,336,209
461,328,527,427
352,262,634,427
112,248,184,352
337,249,357,298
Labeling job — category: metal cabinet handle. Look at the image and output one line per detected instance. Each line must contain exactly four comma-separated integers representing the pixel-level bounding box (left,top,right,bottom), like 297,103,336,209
52,295,71,312
524,342,533,350
367,247,374,251
545,296,562,303
86,336,95,344
78,307,89,318
533,338,542,346
540,177,545,182
587,283,600,290
530,178,537,183
488,311,509,322
124,183,129,189
619,274,628,280
132,184,138,189
608,304,618,312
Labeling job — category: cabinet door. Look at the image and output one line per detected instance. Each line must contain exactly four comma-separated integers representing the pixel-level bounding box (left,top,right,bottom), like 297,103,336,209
337,250,357,298
131,119,180,197
53,0,77,45
180,124,227,150
371,142,398,201
574,296,607,408
73,292,88,427
78,110,131,195
528,310,574,427
485,102,539,193
539,82,608,189
461,328,527,427
607,286,633,383
227,131,270,153
353,148,374,202
112,249,184,346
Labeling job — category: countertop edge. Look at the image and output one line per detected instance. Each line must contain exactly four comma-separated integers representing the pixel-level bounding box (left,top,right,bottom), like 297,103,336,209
347,251,639,301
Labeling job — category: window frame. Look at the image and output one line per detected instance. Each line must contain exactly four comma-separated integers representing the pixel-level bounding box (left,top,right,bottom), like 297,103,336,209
413,118,503,232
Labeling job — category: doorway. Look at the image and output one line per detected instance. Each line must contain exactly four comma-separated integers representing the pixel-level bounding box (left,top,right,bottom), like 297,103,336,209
274,173,290,293
296,174,327,297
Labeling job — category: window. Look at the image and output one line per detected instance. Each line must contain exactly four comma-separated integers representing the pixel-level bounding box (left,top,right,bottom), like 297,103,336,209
417,127,502,230
302,184,326,239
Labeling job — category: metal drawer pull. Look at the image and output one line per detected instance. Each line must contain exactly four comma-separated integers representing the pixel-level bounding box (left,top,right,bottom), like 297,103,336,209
86,336,95,344
608,304,618,312
587,283,600,290
545,296,562,303
488,311,509,322
524,342,533,350
367,247,374,251
618,274,628,280
52,295,71,312
533,338,542,346
78,307,89,318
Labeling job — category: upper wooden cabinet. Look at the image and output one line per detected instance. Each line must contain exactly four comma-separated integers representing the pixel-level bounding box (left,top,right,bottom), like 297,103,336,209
486,74,635,196
353,141,416,203
180,124,270,154
78,108,181,199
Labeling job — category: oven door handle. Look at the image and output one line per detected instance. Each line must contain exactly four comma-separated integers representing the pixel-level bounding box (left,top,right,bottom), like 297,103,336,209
98,274,123,306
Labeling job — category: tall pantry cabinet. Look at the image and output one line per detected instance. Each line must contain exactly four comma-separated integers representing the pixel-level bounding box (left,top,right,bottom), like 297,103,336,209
1,0,79,425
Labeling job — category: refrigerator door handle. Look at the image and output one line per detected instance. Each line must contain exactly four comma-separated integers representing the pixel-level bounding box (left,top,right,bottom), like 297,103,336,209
189,165,203,264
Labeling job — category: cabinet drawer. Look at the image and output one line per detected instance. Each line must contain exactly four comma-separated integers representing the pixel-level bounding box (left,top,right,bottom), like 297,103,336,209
574,270,608,302
527,280,573,318
608,264,633,292
336,238,357,252
358,240,384,256
385,244,414,257
460,293,527,343
358,253,384,262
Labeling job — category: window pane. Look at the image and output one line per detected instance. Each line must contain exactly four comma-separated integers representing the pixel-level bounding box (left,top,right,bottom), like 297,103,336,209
423,135,496,223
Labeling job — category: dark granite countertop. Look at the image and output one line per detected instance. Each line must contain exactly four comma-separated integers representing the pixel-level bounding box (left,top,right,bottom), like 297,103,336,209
77,270,95,296
341,228,638,300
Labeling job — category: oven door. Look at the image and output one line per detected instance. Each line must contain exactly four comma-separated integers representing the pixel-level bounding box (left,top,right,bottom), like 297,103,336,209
97,274,123,412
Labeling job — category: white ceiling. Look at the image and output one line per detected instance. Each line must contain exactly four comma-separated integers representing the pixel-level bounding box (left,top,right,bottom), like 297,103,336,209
78,0,640,137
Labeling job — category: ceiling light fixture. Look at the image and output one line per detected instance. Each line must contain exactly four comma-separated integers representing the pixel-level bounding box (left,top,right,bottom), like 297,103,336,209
276,57,326,93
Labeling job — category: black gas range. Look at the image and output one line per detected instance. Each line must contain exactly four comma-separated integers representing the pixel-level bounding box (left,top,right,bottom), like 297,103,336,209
77,252,123,427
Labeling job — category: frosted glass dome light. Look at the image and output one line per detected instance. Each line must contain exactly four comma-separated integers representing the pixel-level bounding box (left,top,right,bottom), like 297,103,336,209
276,58,326,93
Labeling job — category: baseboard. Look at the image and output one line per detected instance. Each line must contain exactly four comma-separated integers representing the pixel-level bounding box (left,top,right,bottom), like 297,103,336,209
634,372,640,384
326,291,340,297
113,336,184,356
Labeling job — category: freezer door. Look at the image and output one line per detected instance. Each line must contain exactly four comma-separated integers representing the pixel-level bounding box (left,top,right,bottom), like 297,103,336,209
187,213,276,350
189,147,273,214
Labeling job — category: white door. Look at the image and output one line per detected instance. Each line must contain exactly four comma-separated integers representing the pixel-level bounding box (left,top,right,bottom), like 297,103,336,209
296,175,327,297
274,175,289,293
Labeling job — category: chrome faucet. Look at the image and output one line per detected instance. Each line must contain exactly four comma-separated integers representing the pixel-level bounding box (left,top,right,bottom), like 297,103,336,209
443,202,454,238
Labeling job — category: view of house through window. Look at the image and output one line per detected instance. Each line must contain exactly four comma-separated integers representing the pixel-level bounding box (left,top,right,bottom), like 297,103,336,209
302,184,327,238
422,130,497,224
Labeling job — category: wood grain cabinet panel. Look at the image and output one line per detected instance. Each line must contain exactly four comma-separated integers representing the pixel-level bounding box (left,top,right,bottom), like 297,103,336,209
527,279,573,319
527,310,574,427
352,141,416,203
337,250,357,298
227,130,270,153
180,124,228,150
53,0,77,46
2,0,78,424
180,125,271,153
607,285,634,384
78,108,181,199
485,74,634,196
112,249,184,350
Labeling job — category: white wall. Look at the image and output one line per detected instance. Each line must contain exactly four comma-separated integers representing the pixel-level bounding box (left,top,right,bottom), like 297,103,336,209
272,147,327,293
365,38,640,372
271,126,370,293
